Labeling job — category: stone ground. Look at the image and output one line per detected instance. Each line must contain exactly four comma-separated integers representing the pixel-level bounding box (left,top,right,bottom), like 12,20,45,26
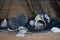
0,31,60,40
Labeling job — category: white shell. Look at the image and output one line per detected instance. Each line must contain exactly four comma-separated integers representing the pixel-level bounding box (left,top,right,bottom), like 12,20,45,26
45,14,50,23
51,27,60,33
16,33,25,37
34,14,46,28
18,26,28,33
1,19,7,27
29,20,35,26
